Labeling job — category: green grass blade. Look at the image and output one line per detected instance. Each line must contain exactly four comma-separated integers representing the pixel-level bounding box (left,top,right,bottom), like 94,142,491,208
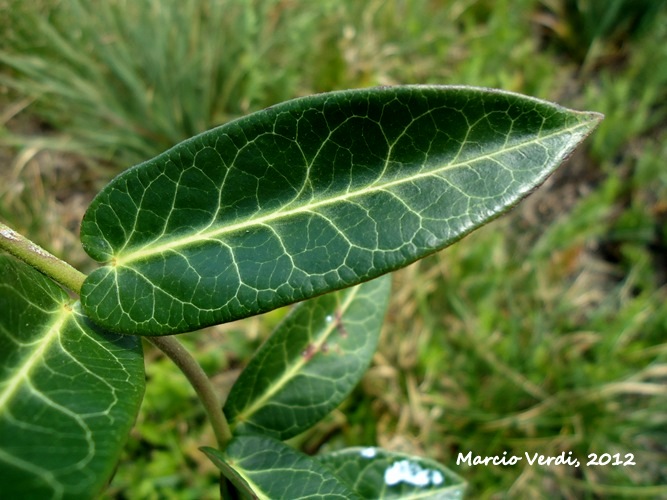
225,275,391,440
80,86,602,335
0,255,145,499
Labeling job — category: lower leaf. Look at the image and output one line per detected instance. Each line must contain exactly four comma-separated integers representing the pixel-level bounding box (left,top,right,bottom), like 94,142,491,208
0,255,145,499
316,447,466,499
202,435,360,499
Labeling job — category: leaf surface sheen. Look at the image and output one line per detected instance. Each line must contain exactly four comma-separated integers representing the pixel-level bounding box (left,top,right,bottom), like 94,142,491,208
80,85,602,335
0,255,145,499
224,275,390,440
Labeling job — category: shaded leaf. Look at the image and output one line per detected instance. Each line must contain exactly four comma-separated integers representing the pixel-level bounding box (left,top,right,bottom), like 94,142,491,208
202,435,360,499
225,275,390,440
0,255,145,499
317,447,465,499
80,85,602,335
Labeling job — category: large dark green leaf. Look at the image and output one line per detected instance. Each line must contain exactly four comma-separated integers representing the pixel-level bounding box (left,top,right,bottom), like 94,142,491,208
225,275,390,440
0,255,145,499
202,436,360,499
317,447,465,499
80,85,602,335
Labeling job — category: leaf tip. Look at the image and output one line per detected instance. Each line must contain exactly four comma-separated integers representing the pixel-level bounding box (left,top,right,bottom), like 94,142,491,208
576,110,605,130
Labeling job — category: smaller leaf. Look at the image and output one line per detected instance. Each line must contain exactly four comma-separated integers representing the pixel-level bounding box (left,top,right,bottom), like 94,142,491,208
224,276,391,440
202,435,360,499
317,447,466,499
0,255,145,499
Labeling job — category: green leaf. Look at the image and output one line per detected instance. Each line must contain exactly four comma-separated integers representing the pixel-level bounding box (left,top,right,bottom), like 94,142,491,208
317,447,466,499
0,255,145,499
225,275,390,440
80,85,602,335
202,435,360,499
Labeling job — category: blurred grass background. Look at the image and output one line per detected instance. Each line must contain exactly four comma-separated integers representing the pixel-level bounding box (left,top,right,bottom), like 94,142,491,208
1,0,666,497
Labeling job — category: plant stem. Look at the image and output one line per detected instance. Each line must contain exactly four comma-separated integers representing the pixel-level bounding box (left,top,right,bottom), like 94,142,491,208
0,221,86,295
147,335,233,450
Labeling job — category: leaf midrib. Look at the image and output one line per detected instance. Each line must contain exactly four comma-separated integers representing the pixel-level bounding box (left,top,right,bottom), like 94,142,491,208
0,305,70,412
110,118,594,267
229,468,271,500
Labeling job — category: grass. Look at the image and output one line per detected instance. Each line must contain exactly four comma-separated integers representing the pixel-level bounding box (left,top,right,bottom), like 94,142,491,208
1,0,666,497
